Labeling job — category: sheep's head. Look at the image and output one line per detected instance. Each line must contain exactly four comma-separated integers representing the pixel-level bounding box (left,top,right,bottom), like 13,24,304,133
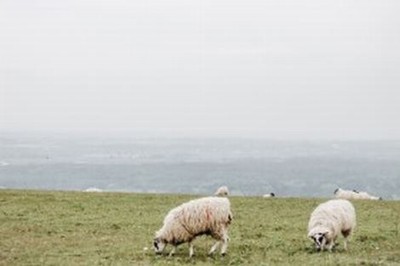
308,230,329,251
153,237,167,254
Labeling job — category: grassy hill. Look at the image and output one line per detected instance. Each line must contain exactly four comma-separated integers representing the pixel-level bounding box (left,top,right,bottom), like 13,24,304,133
1,190,399,265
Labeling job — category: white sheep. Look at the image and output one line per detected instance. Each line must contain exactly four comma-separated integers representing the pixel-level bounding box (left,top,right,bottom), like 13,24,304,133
153,196,233,257
214,186,229,197
334,188,382,200
308,199,356,251
83,187,103,192
357,191,382,200
333,188,358,200
262,192,275,198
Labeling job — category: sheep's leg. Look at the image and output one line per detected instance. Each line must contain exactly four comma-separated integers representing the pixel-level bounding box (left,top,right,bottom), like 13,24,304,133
168,246,176,257
342,228,351,251
343,238,348,251
208,241,220,255
188,242,194,258
327,242,334,252
220,230,229,256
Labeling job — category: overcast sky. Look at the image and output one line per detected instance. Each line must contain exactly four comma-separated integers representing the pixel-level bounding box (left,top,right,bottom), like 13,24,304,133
1,0,399,139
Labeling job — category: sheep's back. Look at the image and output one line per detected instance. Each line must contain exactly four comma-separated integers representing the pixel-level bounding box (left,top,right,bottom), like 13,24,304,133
175,197,231,233
309,200,356,231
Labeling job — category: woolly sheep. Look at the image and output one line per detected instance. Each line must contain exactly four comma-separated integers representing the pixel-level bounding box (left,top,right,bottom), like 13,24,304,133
153,196,233,257
334,188,382,200
308,199,356,251
84,187,103,192
214,186,229,197
262,192,275,198
333,188,358,200
357,191,382,200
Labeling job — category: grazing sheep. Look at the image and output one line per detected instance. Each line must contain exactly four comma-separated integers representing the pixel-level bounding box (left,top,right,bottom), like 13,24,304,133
334,188,382,200
262,192,275,198
333,188,358,200
153,197,233,257
308,199,356,251
356,191,382,200
214,186,229,197
83,187,103,192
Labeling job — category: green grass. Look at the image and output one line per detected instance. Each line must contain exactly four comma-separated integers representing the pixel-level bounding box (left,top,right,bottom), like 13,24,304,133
1,190,399,265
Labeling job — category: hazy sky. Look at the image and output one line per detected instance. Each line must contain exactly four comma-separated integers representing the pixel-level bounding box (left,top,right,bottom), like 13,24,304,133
1,0,400,139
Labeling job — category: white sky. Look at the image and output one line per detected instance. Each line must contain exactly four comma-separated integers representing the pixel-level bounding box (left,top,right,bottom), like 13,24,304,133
1,0,400,139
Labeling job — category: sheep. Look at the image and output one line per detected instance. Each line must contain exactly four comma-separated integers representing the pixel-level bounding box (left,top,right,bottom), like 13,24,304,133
356,191,382,200
333,188,358,200
308,199,356,252
334,188,382,200
214,186,229,197
153,196,233,258
262,192,275,198
83,187,103,192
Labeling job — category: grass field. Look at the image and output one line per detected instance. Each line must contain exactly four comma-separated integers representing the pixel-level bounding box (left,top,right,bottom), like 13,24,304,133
1,190,399,265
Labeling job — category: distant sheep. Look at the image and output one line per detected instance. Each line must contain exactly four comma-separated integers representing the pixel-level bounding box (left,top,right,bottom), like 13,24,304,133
334,188,382,200
83,187,103,193
308,199,356,251
153,197,233,257
263,192,275,198
356,191,382,200
214,186,229,197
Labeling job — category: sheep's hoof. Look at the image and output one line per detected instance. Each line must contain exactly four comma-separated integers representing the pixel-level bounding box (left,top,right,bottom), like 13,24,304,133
221,253,226,257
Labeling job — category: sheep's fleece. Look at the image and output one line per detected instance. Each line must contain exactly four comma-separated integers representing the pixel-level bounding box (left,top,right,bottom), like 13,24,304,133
154,196,232,257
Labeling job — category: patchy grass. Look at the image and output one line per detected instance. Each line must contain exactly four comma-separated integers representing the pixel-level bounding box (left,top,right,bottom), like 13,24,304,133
0,190,399,265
